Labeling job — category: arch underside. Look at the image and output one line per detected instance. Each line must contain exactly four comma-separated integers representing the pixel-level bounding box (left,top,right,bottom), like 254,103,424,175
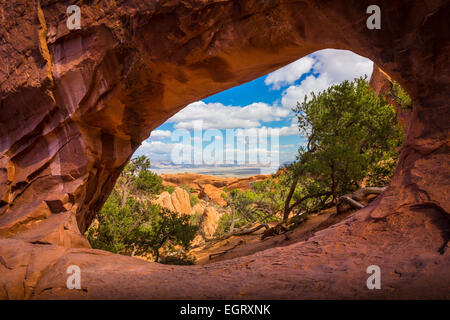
0,0,448,299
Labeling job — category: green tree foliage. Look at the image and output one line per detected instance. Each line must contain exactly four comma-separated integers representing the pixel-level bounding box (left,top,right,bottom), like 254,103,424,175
216,181,283,236
189,193,200,207
189,212,203,227
391,81,412,110
163,185,176,194
283,77,404,220
86,155,198,263
134,170,163,194
116,156,163,206
133,208,198,262
86,190,198,261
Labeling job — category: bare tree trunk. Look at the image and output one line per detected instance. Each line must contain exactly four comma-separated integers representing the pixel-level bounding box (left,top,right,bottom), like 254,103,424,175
285,191,332,219
229,207,236,233
154,235,168,262
330,164,337,204
338,196,364,210
121,188,128,208
283,175,299,221
336,187,386,214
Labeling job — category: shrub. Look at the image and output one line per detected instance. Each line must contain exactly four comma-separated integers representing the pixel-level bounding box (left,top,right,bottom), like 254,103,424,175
190,194,200,207
134,170,163,194
190,212,203,227
86,191,198,262
163,185,176,194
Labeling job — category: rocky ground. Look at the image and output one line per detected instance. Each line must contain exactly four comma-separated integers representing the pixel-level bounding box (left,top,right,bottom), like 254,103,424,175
190,206,356,265
0,0,448,299
160,173,270,206
151,173,378,266
151,173,271,261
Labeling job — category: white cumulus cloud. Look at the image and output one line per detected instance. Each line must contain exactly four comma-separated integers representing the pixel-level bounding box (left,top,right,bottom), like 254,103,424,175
264,57,315,90
168,101,289,130
280,49,373,108
149,129,172,140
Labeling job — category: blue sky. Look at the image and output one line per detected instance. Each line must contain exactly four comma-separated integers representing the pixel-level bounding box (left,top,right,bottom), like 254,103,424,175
134,49,373,171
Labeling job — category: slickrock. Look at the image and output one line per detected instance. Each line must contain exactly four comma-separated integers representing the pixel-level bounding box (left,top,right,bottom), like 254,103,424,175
199,184,227,207
200,207,221,238
162,173,269,206
153,187,191,215
0,0,448,299
369,65,412,133
191,203,205,215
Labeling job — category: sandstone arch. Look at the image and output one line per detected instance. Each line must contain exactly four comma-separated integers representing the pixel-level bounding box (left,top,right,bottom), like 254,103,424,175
0,0,448,299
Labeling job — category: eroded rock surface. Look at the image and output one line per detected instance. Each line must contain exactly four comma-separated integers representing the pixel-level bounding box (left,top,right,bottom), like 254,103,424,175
199,206,220,238
161,172,269,206
369,65,412,133
153,187,191,215
0,0,449,299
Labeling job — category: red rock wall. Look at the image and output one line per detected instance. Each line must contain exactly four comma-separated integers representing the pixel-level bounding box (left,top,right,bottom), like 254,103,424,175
369,64,412,133
0,0,448,299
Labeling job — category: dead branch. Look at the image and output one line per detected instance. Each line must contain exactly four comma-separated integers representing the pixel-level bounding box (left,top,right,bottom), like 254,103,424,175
337,186,387,214
351,187,386,201
261,222,290,240
209,239,245,260
337,196,364,209
204,223,270,243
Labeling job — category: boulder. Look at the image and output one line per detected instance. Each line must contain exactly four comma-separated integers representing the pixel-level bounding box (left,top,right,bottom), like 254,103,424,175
191,203,205,215
153,188,191,215
153,192,175,212
199,184,227,207
200,207,220,238
170,187,191,215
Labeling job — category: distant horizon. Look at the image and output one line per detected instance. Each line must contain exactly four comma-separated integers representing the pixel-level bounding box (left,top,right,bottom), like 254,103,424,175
150,166,278,178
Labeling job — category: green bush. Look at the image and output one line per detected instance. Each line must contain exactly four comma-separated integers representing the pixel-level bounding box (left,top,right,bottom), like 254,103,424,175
391,81,412,110
214,211,248,236
190,194,200,207
163,185,176,194
134,170,163,194
217,188,281,236
365,157,398,187
190,212,203,227
86,191,198,262
181,184,196,194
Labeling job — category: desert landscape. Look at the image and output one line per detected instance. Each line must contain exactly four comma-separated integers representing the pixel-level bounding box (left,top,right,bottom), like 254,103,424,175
0,0,448,300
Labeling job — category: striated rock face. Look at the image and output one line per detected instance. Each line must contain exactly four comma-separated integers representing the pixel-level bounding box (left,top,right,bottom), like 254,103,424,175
170,187,192,215
199,184,227,206
191,202,205,215
153,187,191,215
0,0,449,299
152,192,175,212
161,173,269,206
161,173,270,190
199,206,221,238
369,64,412,133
